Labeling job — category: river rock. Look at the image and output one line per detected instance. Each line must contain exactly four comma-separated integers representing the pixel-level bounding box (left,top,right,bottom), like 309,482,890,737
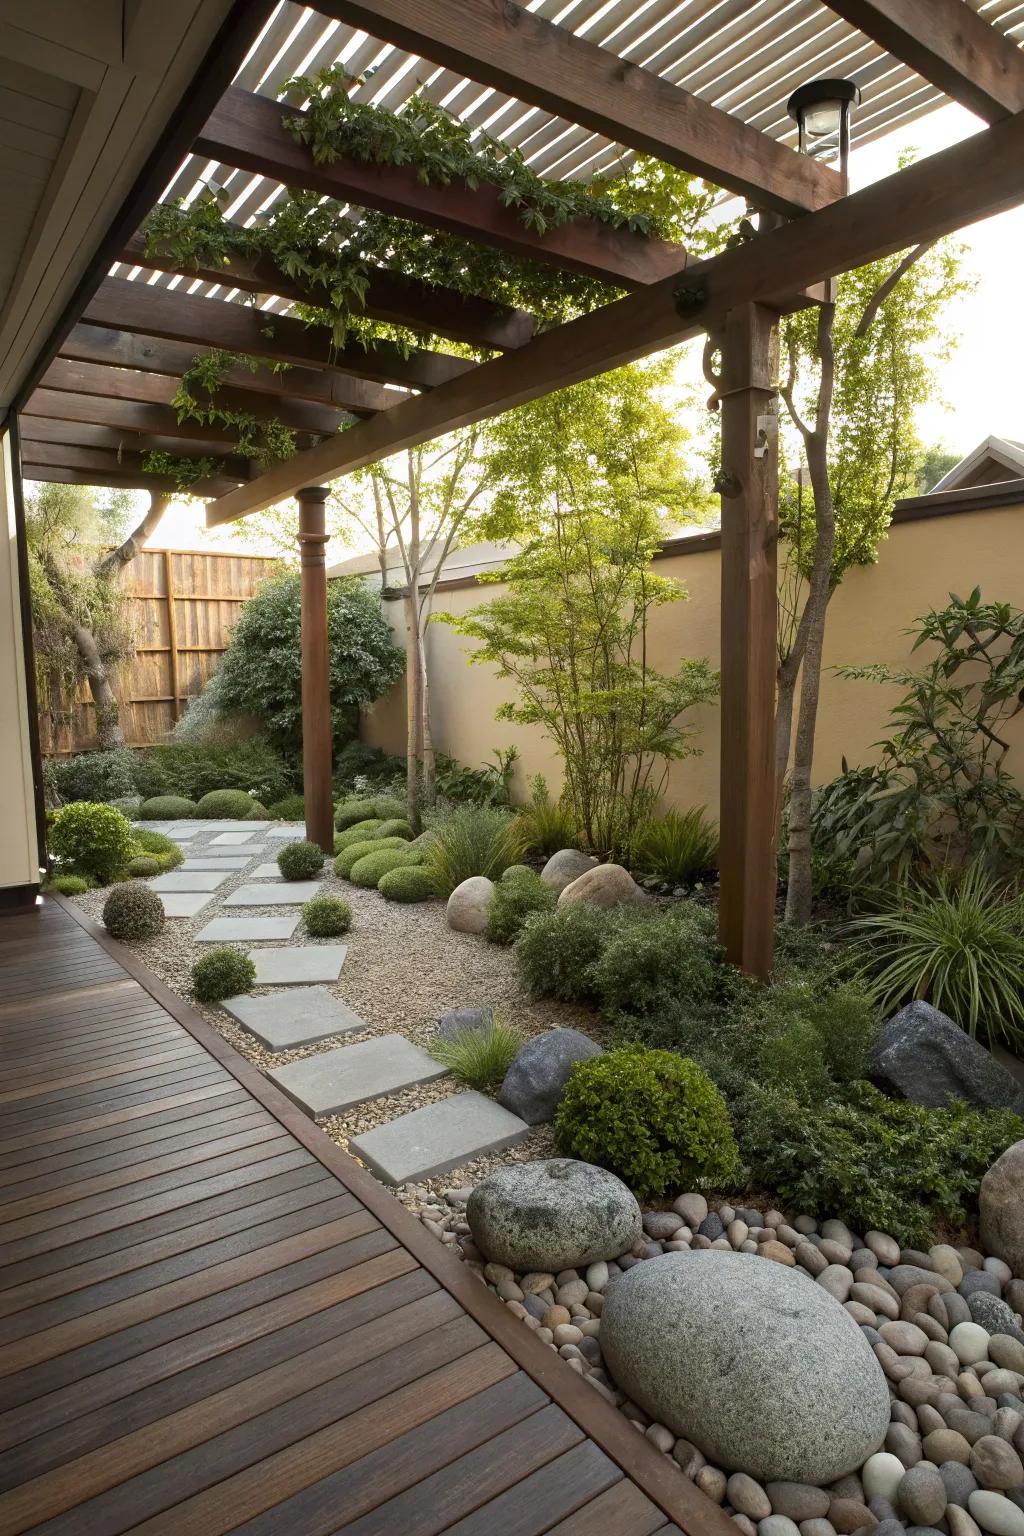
436,1005,494,1042
969,1293,1024,1345
446,875,495,933
467,1158,641,1272
899,1465,948,1526
868,1003,1024,1114
969,1491,1024,1536
601,1251,890,1482
981,1145,1024,1282
557,862,646,910
970,1436,1024,1491
497,1028,602,1125
539,848,598,894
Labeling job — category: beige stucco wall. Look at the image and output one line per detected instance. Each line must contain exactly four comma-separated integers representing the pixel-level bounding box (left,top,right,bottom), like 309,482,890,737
359,504,1024,817
0,431,42,893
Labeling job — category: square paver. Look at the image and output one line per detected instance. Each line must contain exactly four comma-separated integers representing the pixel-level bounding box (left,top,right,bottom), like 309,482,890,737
267,825,306,839
224,882,323,907
159,892,216,918
269,1033,446,1116
249,945,347,985
349,1092,531,1184
195,915,300,943
223,987,367,1050
179,857,253,871
210,831,258,846
149,870,231,892
250,864,283,880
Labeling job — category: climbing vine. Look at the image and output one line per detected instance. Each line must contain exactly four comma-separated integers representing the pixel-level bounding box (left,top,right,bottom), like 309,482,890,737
171,350,298,469
140,452,221,494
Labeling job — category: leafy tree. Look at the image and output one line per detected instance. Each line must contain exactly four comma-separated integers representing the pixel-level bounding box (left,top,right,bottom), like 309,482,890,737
771,236,969,922
441,361,718,858
213,572,404,757
916,444,960,495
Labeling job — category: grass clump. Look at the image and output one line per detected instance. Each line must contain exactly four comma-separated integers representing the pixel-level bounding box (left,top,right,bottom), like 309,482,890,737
334,820,383,852
192,946,256,1003
378,865,436,903
139,795,197,820
430,1017,524,1091
277,840,326,880
268,794,305,820
303,894,352,936
516,779,579,857
45,873,92,896
49,802,136,885
424,806,525,898
349,846,422,888
486,869,555,945
103,882,165,941
556,1046,739,1202
636,806,719,883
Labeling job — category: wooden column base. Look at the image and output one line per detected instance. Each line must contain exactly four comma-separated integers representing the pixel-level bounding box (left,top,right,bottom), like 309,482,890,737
297,486,334,853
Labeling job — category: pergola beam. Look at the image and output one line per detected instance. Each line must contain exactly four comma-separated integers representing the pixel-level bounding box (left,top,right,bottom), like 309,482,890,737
320,0,844,214
207,105,1024,524
195,89,687,289
21,416,238,461
58,325,400,416
122,231,535,353
23,389,267,449
81,278,473,391
826,0,1024,123
20,440,248,490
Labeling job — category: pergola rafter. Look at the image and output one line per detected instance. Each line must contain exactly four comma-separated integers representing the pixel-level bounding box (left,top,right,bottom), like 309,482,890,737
17,0,1024,977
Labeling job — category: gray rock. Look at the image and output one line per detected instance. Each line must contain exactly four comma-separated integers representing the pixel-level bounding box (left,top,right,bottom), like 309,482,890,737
601,1251,890,1482
963,1271,1003,1299
981,1143,1024,1283
540,848,598,894
446,875,495,934
767,1485,831,1521
497,1028,602,1125
942,1462,980,1508
969,1293,1024,1345
557,862,646,910
868,1003,1024,1114
899,1465,948,1525
467,1158,641,1272
436,1005,494,1043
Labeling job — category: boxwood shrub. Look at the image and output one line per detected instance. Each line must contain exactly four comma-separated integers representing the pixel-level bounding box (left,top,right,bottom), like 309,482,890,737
45,873,92,896
303,894,352,936
103,882,165,941
195,789,260,819
349,846,422,889
377,866,436,903
268,794,305,821
375,819,413,840
126,855,162,877
334,820,383,852
131,828,184,870
335,798,379,830
192,946,256,1003
139,795,197,820
49,802,136,885
276,840,326,880
334,836,408,879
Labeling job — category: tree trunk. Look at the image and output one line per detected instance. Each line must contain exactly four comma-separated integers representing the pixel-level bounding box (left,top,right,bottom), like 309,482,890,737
74,624,125,748
95,492,170,578
404,593,424,834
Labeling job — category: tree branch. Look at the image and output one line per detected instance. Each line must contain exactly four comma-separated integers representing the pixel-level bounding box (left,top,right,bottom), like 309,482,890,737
855,242,937,339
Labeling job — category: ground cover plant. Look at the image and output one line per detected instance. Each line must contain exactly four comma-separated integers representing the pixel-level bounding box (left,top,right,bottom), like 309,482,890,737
349,845,424,888
377,865,435,902
133,736,294,806
130,828,183,871
334,836,409,879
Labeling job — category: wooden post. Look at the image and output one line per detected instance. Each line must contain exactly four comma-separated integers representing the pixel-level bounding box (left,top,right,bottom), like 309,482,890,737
163,550,181,721
297,486,334,853
717,301,779,977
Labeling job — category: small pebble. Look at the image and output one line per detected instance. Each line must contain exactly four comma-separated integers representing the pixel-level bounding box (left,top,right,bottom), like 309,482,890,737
969,1489,1024,1536
728,1473,773,1521
971,1436,1024,1491
898,1464,948,1525
952,1324,993,1366
697,1465,728,1503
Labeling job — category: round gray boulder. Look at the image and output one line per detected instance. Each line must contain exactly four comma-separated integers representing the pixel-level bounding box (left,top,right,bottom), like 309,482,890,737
601,1251,890,1483
540,848,598,895
446,876,494,934
497,1028,602,1124
466,1158,642,1272
981,1141,1024,1280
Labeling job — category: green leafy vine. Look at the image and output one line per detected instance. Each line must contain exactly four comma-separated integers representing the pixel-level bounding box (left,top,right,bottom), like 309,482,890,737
140,452,221,496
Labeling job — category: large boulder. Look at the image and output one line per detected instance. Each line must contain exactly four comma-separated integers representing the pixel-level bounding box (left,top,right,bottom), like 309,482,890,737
498,1028,602,1124
868,1001,1024,1114
467,1157,641,1272
557,862,646,911
446,876,495,934
540,848,598,895
981,1140,1024,1279
436,1005,494,1044
601,1251,890,1484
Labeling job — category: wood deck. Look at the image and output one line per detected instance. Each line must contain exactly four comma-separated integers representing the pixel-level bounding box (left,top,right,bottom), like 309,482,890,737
0,898,729,1536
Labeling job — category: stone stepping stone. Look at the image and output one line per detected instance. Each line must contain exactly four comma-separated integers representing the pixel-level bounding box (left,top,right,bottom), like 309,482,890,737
210,831,258,845
269,1033,446,1116
250,945,347,985
224,987,366,1050
180,857,253,871
349,1092,530,1185
224,882,323,907
149,870,231,892
250,864,283,880
198,819,269,831
267,825,306,839
159,892,216,918
196,915,300,943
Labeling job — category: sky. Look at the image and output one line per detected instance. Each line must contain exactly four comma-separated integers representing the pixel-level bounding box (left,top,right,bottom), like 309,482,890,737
146,98,1024,557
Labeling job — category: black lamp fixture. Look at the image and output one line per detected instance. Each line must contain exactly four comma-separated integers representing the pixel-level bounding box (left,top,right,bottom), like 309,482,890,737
786,78,861,174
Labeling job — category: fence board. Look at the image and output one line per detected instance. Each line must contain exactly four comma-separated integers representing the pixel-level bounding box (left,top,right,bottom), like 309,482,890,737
40,549,279,756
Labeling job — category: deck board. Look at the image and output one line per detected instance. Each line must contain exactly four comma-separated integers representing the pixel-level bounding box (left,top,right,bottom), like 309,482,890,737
0,898,723,1536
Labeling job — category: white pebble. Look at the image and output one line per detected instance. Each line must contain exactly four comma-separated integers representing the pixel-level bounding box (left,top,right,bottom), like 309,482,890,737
969,1491,1024,1536
951,1322,991,1366
985,1256,1013,1287
585,1261,609,1293
862,1451,907,1504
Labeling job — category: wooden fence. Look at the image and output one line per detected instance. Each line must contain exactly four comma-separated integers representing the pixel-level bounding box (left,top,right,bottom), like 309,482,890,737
40,548,280,755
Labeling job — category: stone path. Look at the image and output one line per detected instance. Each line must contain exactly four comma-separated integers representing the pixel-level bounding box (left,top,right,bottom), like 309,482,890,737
135,818,533,1185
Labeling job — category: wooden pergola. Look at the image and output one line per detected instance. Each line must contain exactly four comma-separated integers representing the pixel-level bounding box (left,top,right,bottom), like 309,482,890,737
16,0,1024,974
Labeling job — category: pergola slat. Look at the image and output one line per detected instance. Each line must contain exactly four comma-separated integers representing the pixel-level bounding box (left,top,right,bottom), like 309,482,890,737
194,89,688,289
21,417,237,461
23,390,264,449
317,0,845,213
21,441,249,485
81,278,473,391
122,232,535,353
825,0,1024,122
57,325,401,416
206,102,1024,524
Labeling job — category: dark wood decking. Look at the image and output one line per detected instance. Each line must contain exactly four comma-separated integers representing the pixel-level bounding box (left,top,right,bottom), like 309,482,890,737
0,898,729,1536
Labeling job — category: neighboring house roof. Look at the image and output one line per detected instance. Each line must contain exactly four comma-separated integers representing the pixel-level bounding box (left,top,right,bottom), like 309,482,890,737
931,436,1024,493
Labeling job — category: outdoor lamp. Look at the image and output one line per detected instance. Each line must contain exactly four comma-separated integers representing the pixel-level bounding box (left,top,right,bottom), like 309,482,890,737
786,78,861,173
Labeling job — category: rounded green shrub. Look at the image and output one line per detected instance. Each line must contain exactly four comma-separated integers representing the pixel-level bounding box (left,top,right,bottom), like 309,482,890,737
102,882,165,941
45,873,91,896
334,820,383,852
501,864,536,884
556,1047,739,1202
378,865,436,903
486,870,555,945
375,818,413,840
49,802,136,885
139,795,197,820
132,828,184,870
277,840,326,880
514,903,613,1002
247,801,269,819
127,855,162,877
370,795,407,822
335,798,378,830
350,846,422,889
268,794,305,821
303,894,352,936
192,946,255,1004
334,836,408,879
592,905,720,1036
195,789,259,819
